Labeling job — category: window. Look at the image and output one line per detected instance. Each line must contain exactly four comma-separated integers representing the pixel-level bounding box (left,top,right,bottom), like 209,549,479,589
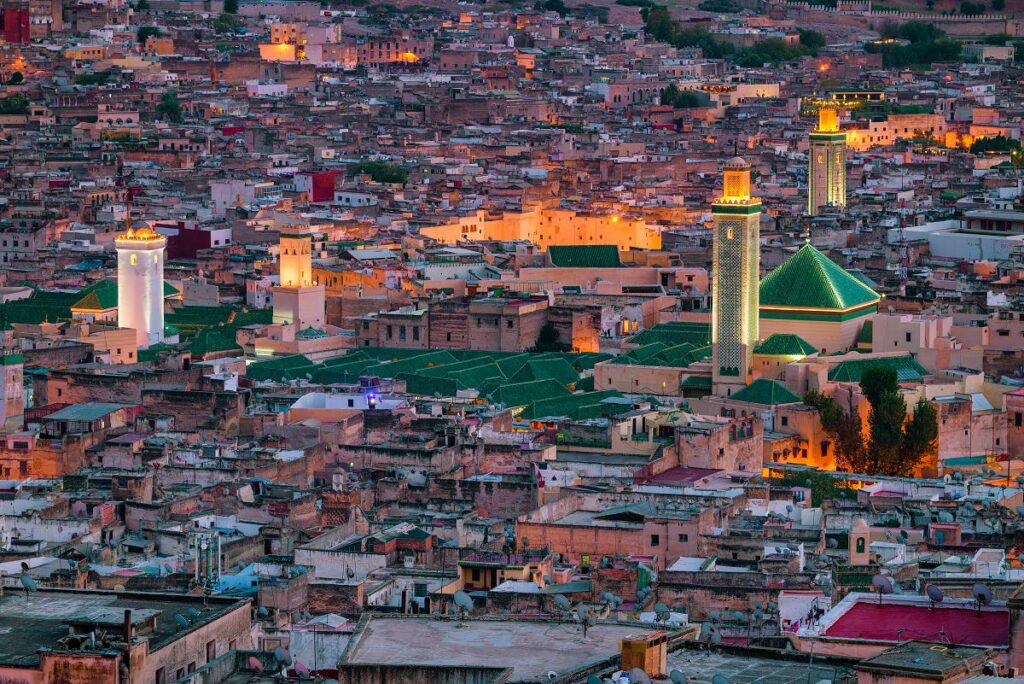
856,537,866,553
1016,412,1022,427
506,320,513,329
905,332,911,342
780,416,788,427
347,399,354,408
650,534,660,546
155,668,166,684
207,640,216,662
413,327,420,341
386,325,393,339
399,326,406,341
130,254,137,265
446,332,452,342
678,533,688,542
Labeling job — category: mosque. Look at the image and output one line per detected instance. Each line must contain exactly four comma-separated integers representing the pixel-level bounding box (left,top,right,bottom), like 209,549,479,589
710,155,878,397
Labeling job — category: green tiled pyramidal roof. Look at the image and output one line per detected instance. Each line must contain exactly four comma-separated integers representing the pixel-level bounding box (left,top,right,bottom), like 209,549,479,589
754,333,817,357
828,355,927,383
731,378,801,405
548,245,621,268
759,244,880,310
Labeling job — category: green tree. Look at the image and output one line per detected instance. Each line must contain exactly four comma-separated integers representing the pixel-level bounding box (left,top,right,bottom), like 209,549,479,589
531,322,569,352
799,29,826,52
136,25,161,44
7,72,23,85
156,89,184,123
992,0,1004,8
353,159,408,184
213,13,242,33
734,38,804,66
660,84,702,108
0,94,29,115
136,0,149,9
804,390,867,472
970,134,1021,154
960,0,984,14
224,0,239,13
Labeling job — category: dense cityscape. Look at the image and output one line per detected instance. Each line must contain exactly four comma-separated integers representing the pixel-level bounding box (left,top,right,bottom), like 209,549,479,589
0,0,1022,681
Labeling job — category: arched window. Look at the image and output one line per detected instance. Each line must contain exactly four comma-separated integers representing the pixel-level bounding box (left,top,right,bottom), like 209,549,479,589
855,537,865,553
130,254,137,265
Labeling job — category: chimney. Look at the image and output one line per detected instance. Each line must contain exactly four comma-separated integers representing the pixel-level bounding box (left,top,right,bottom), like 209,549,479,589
123,609,132,644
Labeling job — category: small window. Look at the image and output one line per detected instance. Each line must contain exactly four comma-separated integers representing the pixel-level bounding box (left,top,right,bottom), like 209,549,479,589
446,332,452,342
1015,412,1022,427
506,320,513,329
650,534,660,546
678,533,688,542
130,254,137,265
780,416,788,427
905,332,911,342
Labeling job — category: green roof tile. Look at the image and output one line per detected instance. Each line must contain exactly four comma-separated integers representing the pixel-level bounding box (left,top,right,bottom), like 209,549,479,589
827,355,927,383
548,245,621,268
754,334,817,357
491,379,571,408
731,378,801,405
759,244,880,311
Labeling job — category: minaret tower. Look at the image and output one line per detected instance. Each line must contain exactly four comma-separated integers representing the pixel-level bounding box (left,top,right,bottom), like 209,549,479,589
272,225,325,330
808,106,847,215
712,157,761,397
115,212,166,349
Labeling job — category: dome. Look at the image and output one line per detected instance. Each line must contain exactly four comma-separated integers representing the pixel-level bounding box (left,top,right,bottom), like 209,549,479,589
725,156,748,168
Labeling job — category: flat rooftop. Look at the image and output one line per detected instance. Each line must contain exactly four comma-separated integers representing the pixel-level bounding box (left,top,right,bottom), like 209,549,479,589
343,615,651,681
822,601,1008,647
0,589,248,666
667,648,847,684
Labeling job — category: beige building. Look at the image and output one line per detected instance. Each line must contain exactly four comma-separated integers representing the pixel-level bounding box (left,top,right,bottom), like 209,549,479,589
419,208,661,251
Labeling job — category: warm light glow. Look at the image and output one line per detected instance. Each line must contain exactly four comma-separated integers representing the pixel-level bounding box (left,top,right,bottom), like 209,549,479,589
816,107,839,133
818,62,830,73
722,159,752,202
399,51,419,63
610,215,620,223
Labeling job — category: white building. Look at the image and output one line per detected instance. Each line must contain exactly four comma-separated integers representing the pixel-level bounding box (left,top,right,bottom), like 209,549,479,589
115,226,167,349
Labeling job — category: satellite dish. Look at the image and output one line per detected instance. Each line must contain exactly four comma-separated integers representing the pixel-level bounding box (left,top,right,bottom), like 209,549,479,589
712,674,732,684
670,670,688,684
19,575,37,592
257,606,269,618
872,574,893,594
274,646,291,665
973,583,993,607
113,584,125,592
454,591,474,611
554,594,572,611
187,608,201,619
295,661,311,678
926,585,945,605
709,610,721,622
733,610,745,624
631,669,652,684
588,676,603,684
173,613,190,629
248,655,265,672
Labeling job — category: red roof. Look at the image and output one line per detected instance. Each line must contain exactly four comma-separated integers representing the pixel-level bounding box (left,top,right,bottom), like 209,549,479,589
824,602,1008,647
644,466,720,486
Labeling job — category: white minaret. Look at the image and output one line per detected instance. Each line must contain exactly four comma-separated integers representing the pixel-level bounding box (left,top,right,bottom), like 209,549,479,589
116,222,167,349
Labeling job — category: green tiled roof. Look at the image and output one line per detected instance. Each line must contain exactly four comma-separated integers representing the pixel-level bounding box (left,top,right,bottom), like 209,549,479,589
490,379,571,408
187,328,242,358
759,244,880,311
827,355,928,383
508,358,579,386
628,322,711,348
548,245,621,268
521,389,625,420
681,375,711,388
731,378,801,405
857,320,873,345
754,334,817,357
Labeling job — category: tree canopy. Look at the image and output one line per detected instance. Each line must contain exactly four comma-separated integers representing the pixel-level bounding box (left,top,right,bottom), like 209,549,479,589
352,160,408,184
136,26,161,44
803,365,937,476
531,322,570,353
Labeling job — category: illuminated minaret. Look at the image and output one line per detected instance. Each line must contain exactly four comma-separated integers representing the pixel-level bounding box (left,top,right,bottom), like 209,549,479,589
712,157,761,398
115,219,166,349
808,106,847,215
272,225,325,330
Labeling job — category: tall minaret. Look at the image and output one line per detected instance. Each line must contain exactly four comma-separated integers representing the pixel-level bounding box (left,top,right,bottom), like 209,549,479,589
115,215,166,350
712,157,761,397
808,106,847,215
272,225,325,330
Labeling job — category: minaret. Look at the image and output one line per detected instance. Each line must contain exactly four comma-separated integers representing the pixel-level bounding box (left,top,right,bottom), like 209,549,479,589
272,225,325,330
808,106,847,215
712,157,761,397
0,350,23,432
115,213,166,349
